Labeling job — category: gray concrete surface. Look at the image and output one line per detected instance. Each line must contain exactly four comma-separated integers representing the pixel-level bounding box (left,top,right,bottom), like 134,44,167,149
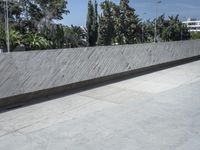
0,60,200,150
0,40,200,100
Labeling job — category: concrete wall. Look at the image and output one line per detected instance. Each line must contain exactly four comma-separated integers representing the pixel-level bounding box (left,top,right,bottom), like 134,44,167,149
0,40,200,108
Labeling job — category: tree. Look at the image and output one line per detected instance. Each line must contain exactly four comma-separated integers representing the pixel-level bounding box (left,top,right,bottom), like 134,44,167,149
92,0,98,45
36,0,69,20
64,25,87,48
52,24,65,49
0,1,23,33
161,15,190,41
142,15,191,42
155,14,166,41
35,0,69,33
0,2,4,25
119,0,141,44
141,20,154,42
0,27,23,52
0,26,6,50
97,0,114,45
86,0,98,46
0,0,69,51
112,3,124,44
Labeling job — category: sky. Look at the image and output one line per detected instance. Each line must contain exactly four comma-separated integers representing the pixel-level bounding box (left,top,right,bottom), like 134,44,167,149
57,0,200,26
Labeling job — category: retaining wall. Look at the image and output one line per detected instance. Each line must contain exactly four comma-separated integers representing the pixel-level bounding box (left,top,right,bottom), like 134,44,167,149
0,40,200,109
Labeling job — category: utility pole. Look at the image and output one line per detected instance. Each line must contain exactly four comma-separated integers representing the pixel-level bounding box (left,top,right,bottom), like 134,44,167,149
5,0,10,53
154,0,161,43
3,0,20,53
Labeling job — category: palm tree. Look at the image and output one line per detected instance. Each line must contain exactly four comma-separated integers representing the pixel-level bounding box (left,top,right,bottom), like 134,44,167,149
64,25,87,48
154,14,166,42
162,15,190,41
141,20,155,43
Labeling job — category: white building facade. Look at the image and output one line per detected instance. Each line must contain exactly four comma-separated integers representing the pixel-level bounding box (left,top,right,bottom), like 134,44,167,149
183,19,200,32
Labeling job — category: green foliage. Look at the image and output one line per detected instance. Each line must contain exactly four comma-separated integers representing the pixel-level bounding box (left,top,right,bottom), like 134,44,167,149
0,0,194,52
0,27,49,51
0,26,6,50
36,0,69,20
92,0,99,45
119,0,141,44
9,29,23,50
23,32,49,50
141,20,154,42
161,15,190,41
52,25,65,49
155,14,166,41
0,27,23,51
143,14,191,42
98,0,141,45
0,0,69,51
86,0,98,46
98,0,114,45
64,25,87,48
191,32,200,40
112,3,124,44
86,0,94,46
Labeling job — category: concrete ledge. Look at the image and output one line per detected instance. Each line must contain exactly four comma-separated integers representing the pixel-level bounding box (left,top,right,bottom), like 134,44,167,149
0,40,200,110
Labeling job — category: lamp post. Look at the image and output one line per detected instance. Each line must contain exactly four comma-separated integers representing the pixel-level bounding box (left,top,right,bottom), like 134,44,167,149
3,0,10,53
4,0,10,53
3,0,19,53
154,0,161,43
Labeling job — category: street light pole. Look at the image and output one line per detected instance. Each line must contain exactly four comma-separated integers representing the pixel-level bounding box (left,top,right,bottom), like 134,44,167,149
5,0,10,53
3,0,19,53
154,1,161,43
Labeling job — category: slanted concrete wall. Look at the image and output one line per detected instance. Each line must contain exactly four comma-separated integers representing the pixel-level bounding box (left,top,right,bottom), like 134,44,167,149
0,40,200,108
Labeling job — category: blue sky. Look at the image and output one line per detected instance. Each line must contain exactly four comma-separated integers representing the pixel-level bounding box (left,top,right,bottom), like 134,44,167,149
57,0,200,26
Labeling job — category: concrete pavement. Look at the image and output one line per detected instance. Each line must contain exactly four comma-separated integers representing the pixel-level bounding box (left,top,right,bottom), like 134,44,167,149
0,60,200,150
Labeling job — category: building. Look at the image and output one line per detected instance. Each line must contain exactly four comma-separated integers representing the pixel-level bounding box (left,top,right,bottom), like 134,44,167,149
183,18,200,32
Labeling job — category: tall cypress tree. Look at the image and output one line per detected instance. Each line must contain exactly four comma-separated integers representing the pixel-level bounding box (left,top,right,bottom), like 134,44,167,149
97,0,114,45
92,0,98,45
86,0,97,46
